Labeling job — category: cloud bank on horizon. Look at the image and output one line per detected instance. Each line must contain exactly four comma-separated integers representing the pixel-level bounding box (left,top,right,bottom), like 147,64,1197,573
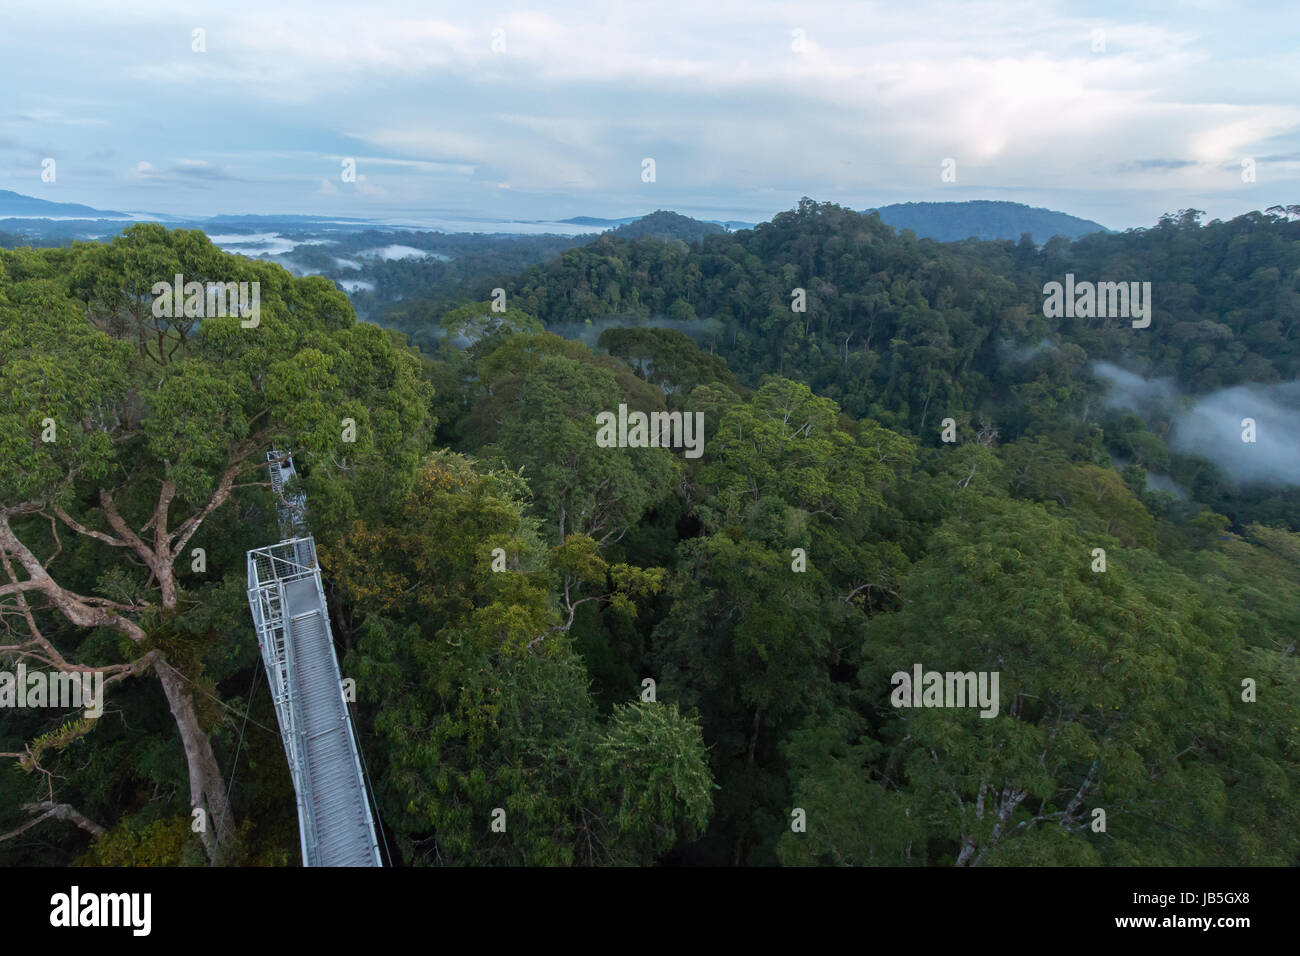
1,0,1297,227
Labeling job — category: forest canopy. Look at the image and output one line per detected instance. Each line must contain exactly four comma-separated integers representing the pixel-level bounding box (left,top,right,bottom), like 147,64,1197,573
1,202,1297,867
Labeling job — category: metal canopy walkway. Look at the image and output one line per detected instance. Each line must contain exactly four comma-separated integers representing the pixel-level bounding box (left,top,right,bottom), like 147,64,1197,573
246,453,382,867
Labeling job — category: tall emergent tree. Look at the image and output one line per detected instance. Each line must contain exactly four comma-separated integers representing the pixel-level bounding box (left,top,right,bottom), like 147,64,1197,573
0,225,430,862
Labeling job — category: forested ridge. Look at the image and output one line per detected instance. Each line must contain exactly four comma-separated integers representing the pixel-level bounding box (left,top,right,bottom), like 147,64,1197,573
869,199,1110,242
1,201,1297,867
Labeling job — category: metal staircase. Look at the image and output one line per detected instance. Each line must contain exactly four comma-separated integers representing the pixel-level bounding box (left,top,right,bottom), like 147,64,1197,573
246,452,382,867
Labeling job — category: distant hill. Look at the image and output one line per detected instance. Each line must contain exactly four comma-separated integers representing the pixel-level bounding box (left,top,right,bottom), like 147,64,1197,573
610,210,726,242
561,212,753,235
868,200,1109,242
0,189,126,220
558,215,641,227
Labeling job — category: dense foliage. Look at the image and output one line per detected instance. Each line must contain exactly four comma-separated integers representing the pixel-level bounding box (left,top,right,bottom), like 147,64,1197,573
2,200,1297,867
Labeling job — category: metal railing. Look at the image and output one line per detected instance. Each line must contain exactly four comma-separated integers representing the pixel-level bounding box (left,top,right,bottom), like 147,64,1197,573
245,457,382,867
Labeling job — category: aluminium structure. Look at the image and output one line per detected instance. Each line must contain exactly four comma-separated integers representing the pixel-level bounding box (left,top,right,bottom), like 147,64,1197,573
246,451,382,866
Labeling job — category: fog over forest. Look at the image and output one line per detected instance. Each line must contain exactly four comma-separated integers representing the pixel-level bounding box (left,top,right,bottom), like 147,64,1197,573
1095,361,1300,487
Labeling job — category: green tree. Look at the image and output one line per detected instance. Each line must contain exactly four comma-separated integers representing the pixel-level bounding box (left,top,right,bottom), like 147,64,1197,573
340,451,713,865
0,226,429,862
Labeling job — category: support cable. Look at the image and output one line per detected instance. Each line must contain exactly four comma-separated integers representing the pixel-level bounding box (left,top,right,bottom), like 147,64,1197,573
209,664,261,866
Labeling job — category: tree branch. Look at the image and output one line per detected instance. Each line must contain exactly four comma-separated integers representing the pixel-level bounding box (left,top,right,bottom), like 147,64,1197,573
0,802,106,843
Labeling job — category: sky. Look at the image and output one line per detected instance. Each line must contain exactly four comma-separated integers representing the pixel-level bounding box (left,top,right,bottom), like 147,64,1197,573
1,0,1297,230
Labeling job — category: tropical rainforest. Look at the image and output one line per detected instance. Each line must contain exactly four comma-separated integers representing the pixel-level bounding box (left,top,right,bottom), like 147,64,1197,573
1,199,1297,867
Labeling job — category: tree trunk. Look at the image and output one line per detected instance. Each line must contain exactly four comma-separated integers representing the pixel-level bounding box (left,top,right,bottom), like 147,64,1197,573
747,708,761,766
155,656,237,863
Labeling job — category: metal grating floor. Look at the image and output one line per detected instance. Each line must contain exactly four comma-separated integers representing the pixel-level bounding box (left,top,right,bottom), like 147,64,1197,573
280,576,381,867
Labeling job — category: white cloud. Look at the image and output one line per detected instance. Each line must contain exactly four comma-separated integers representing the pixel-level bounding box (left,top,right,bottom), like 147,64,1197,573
1,0,1295,224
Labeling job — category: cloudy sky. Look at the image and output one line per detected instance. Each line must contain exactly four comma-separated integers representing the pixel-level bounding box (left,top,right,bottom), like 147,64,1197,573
2,0,1296,229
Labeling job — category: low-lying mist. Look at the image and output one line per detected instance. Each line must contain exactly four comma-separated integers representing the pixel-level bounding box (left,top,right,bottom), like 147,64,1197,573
1094,361,1300,486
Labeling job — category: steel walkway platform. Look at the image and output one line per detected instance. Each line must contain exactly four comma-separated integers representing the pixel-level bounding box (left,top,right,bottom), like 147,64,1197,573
246,454,382,867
